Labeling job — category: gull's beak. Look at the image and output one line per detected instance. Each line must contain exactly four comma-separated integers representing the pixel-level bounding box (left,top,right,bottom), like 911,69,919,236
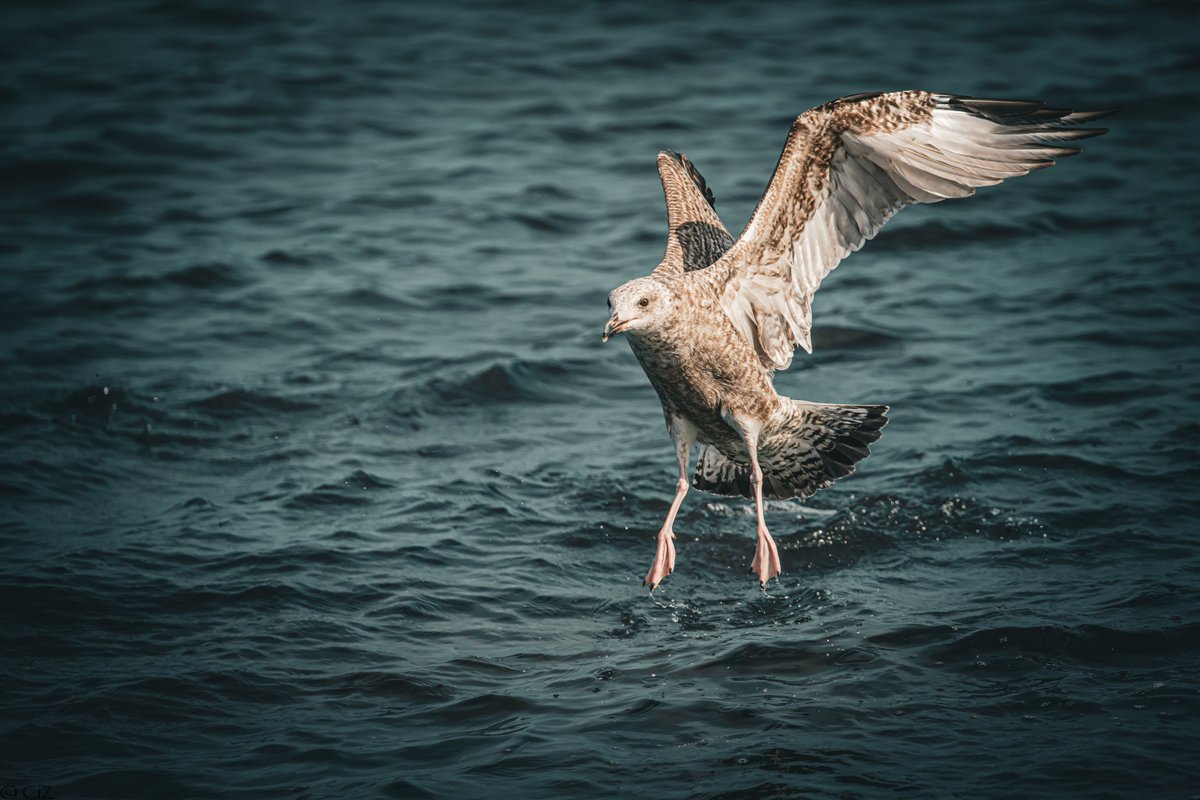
602,315,627,343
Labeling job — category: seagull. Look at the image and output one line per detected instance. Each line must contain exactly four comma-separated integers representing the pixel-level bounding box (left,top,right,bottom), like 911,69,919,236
601,90,1111,590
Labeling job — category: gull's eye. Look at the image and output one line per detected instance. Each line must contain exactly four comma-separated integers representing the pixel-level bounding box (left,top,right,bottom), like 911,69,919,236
638,297,650,308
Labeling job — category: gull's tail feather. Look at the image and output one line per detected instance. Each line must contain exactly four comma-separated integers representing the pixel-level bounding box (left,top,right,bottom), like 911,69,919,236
693,400,888,500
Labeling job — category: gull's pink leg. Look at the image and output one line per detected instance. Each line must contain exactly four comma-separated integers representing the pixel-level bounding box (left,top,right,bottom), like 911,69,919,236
746,444,782,587
644,475,687,589
722,412,783,587
644,418,695,590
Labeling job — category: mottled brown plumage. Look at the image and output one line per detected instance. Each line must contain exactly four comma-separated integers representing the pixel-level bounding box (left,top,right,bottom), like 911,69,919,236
652,150,735,275
603,91,1112,589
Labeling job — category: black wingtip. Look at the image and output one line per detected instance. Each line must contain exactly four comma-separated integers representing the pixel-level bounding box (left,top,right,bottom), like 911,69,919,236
657,149,719,209
1066,126,1110,140
954,97,1046,120
678,152,717,209
1064,107,1121,123
950,96,1122,128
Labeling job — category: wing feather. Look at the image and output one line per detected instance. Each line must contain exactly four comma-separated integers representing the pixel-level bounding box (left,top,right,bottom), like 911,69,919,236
705,91,1111,370
652,150,736,275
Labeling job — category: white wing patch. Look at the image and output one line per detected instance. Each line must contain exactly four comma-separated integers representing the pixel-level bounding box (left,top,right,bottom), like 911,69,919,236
715,92,1112,371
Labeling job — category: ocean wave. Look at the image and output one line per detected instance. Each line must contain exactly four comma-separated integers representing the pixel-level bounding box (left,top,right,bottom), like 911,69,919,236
405,357,589,413
1041,371,1164,407
188,388,321,418
408,283,528,312
3,2,1196,797
50,384,165,428
313,670,454,703
871,219,1029,251
100,126,226,160
686,641,841,677
970,450,1144,481
798,493,1046,549
163,262,248,289
285,472,390,510
44,190,130,216
811,325,900,350
920,622,1200,670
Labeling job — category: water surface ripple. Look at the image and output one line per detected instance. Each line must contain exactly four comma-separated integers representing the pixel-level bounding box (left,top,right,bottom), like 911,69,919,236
2,1,1198,798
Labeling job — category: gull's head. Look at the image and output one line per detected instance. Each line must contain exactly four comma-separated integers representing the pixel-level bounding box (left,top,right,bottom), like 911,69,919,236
603,277,672,342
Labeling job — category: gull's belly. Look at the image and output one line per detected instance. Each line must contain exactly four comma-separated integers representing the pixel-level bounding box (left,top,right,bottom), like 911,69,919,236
629,333,781,459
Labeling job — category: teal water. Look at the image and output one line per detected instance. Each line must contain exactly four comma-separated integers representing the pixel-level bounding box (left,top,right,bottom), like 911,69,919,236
2,1,1198,798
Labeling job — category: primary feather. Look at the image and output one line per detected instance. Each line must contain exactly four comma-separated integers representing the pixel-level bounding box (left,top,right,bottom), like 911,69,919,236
708,91,1113,370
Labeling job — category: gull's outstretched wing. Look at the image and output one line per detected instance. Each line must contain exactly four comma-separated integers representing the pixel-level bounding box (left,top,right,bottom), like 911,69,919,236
652,150,735,275
710,91,1113,370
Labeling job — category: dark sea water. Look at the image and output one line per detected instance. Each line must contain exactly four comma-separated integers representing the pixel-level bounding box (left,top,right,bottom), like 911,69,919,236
2,1,1199,798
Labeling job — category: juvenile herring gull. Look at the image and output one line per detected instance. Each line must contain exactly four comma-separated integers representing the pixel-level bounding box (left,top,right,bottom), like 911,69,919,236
602,90,1111,589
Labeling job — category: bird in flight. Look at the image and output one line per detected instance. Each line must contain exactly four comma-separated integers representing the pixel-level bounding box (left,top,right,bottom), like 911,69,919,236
602,90,1111,590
